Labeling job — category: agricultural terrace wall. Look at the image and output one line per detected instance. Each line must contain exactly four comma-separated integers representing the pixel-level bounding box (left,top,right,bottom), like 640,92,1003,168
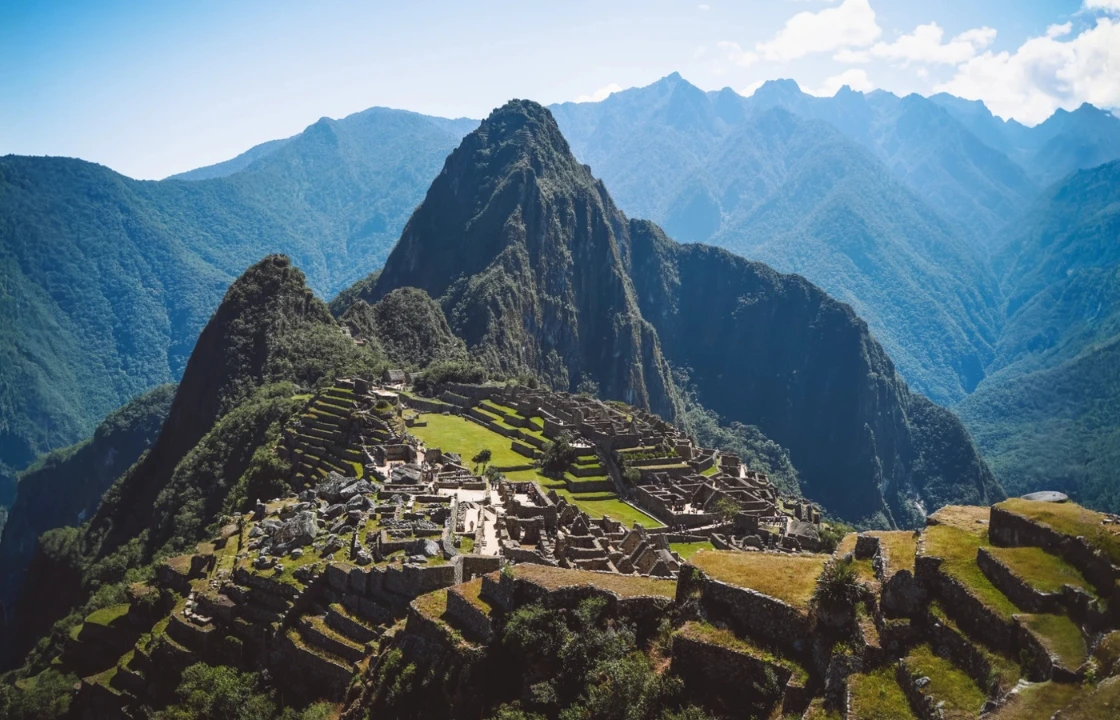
989,506,1117,594
671,633,790,716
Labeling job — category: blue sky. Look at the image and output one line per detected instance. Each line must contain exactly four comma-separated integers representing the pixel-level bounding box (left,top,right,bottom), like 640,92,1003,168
2,0,1116,179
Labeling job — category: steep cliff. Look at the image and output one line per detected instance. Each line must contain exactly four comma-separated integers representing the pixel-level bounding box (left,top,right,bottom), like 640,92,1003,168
358,100,681,419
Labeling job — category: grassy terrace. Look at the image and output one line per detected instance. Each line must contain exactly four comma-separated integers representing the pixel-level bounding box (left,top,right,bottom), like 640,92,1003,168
513,563,676,599
1053,675,1120,719
670,541,715,560
902,644,987,719
86,604,131,627
924,506,1018,621
688,550,828,611
997,499,1120,565
537,477,664,528
928,603,1021,689
450,577,490,614
988,681,1084,720
1018,613,1088,670
676,621,808,683
868,530,918,575
848,665,917,720
987,545,1097,596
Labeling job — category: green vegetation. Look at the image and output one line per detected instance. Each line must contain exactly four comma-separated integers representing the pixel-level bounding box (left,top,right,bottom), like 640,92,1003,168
923,508,1019,620
340,287,468,369
688,550,827,611
1019,614,1089,670
537,479,663,528
676,621,807,683
996,499,1120,565
902,644,988,719
987,681,1084,720
988,545,1097,596
85,603,130,627
408,413,526,468
848,665,918,720
669,541,714,560
513,563,676,599
869,531,918,575
152,662,334,720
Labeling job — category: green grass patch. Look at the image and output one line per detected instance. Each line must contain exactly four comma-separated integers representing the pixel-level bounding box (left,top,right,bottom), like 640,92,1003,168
902,644,987,719
1042,675,1120,720
539,480,664,528
997,499,1120,565
988,545,1097,596
459,536,475,554
670,541,715,560
86,603,130,627
700,464,719,477
849,665,917,719
987,680,1084,720
1019,613,1088,670
869,530,918,575
924,523,1018,621
688,550,827,611
409,413,528,468
513,563,676,599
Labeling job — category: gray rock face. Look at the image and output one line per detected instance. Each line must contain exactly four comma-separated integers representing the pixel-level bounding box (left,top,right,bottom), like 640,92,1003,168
322,503,346,519
274,510,318,548
1020,491,1068,503
420,539,441,557
356,549,373,566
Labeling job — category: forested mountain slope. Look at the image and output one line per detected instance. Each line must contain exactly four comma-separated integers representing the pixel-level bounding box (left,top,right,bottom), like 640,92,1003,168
0,108,473,485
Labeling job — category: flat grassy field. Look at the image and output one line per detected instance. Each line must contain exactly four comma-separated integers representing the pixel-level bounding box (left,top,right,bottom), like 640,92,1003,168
514,563,676,598
537,477,664,528
409,413,526,467
688,550,828,610
868,530,918,575
986,681,1083,720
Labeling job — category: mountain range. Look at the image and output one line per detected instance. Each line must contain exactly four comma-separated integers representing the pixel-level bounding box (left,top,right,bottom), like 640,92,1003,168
2,72,1120,596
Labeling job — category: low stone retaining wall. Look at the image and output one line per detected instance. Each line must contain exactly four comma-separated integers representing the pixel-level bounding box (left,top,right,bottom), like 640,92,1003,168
926,612,1002,696
915,555,1019,654
678,565,812,659
445,589,494,643
405,395,460,414
989,506,1117,595
977,547,1063,614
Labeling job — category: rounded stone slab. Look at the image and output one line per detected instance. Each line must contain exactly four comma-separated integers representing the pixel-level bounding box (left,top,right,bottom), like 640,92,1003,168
1020,491,1069,503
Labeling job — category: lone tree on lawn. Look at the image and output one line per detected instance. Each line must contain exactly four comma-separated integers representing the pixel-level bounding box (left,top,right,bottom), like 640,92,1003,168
472,449,492,471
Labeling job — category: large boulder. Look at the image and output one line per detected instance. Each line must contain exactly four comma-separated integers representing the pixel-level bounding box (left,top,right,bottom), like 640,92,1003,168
273,510,318,549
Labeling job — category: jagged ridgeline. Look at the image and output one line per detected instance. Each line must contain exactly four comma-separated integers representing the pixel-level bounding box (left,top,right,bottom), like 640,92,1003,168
0,255,389,668
336,99,1001,526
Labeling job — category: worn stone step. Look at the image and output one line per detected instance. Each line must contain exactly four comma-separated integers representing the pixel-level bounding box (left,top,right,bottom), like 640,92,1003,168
326,603,380,644
299,615,367,663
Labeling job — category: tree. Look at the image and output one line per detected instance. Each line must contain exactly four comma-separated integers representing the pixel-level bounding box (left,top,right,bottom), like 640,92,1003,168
472,449,492,469
539,434,577,475
712,497,739,523
623,467,642,486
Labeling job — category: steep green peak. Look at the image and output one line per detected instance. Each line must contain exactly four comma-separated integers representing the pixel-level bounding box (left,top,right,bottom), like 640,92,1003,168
470,98,574,163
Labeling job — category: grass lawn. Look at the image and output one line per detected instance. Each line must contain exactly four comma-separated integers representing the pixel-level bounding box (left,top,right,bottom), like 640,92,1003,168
997,499,1120,565
670,541,715,560
688,550,828,611
987,681,1084,720
988,546,1097,596
834,533,876,583
923,521,1019,621
902,644,987,719
410,413,527,468
1019,613,1088,670
848,665,917,720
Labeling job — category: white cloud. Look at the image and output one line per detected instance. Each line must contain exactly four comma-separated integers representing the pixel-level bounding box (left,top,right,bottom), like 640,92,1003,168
843,22,996,66
739,80,766,97
755,0,880,62
698,4,710,10
717,40,759,67
1084,0,1120,13
807,68,875,97
1046,22,1072,38
935,17,1120,124
575,83,623,103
